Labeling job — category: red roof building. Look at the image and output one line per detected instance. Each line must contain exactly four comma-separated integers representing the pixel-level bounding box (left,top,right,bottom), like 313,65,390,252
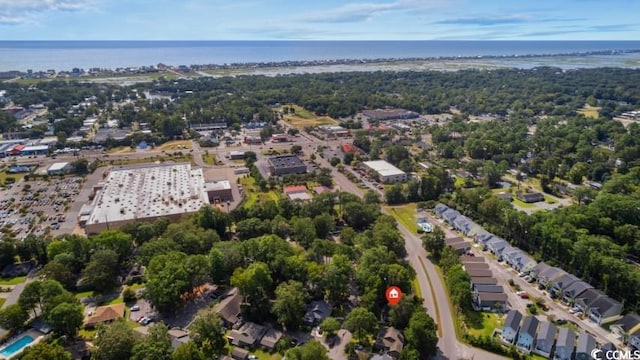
7,144,24,156
283,185,307,194
341,144,360,154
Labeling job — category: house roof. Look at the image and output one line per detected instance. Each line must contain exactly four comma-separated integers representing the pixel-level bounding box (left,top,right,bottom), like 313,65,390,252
449,241,471,251
304,300,332,324
556,328,576,349
466,268,493,278
259,328,283,349
538,267,566,283
504,310,523,331
563,281,593,299
477,292,507,303
536,321,557,344
614,313,640,333
283,185,307,194
520,316,540,337
474,285,504,293
464,262,489,270
471,277,497,285
213,287,242,325
576,333,596,354
434,203,449,215
475,230,494,243
231,347,250,360
589,296,622,316
461,256,485,263
577,289,605,307
228,322,267,346
84,303,125,326
531,262,551,276
552,273,581,290
376,327,404,354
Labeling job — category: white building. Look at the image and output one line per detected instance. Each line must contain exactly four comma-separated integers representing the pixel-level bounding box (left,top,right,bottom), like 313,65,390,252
363,160,407,184
83,163,211,234
47,162,73,175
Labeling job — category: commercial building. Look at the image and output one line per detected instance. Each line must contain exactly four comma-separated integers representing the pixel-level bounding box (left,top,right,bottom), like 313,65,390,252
20,145,49,155
47,162,74,175
318,125,350,138
362,109,419,121
268,155,307,176
204,180,233,203
229,151,246,160
82,163,211,234
363,160,407,184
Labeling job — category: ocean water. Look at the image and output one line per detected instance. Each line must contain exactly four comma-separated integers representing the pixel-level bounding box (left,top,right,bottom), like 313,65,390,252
1,40,640,72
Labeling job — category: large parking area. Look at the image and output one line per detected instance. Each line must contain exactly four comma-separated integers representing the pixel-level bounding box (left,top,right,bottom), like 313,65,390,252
0,176,84,240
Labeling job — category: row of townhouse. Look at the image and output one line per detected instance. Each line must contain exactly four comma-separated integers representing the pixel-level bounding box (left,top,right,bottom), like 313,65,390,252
501,309,606,359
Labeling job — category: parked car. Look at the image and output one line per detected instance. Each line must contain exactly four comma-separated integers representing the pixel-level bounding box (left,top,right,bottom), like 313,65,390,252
130,305,140,311
520,293,529,299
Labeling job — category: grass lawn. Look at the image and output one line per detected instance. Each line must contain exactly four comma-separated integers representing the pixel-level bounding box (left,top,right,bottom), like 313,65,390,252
108,146,134,154
0,276,26,285
0,171,27,186
577,105,600,119
157,140,193,151
384,203,418,233
543,194,557,204
241,176,280,208
104,296,124,305
512,198,536,209
466,312,505,338
411,277,422,298
0,298,6,308
74,290,95,300
202,153,216,165
279,104,338,129
128,283,145,292
253,349,283,360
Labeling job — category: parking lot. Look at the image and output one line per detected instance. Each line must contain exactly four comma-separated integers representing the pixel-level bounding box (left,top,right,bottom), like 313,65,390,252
0,176,84,240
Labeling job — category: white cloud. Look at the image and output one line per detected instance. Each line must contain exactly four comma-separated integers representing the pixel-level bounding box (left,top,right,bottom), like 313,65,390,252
298,0,452,23
0,0,95,25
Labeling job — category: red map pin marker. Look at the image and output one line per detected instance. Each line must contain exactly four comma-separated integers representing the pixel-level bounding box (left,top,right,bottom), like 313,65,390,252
386,286,402,306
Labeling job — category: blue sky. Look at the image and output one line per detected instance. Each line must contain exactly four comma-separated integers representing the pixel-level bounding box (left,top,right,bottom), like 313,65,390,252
0,0,639,40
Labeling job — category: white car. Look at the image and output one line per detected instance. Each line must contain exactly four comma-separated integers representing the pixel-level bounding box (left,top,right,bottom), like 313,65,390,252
130,305,140,311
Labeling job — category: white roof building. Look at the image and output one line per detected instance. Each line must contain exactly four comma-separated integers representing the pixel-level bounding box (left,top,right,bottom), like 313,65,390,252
84,163,210,234
363,160,407,184
48,162,71,173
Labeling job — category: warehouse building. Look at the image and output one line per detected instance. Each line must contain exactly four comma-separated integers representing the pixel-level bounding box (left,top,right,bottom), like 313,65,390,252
363,160,407,184
268,155,307,176
204,180,233,203
82,163,211,234
47,162,74,175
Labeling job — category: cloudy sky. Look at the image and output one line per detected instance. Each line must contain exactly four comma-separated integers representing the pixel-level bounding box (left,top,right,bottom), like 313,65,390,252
1,0,639,40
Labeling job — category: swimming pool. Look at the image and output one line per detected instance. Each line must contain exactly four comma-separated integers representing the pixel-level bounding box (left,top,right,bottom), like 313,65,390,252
0,335,35,358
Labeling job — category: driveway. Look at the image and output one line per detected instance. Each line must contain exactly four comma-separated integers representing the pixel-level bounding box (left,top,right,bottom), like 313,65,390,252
327,329,352,360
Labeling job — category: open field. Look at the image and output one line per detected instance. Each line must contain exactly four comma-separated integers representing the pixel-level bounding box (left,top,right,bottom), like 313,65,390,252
202,153,216,165
577,105,600,118
157,140,192,151
241,177,280,208
384,203,418,233
0,276,26,285
466,312,504,338
279,104,338,129
108,146,135,154
0,171,27,186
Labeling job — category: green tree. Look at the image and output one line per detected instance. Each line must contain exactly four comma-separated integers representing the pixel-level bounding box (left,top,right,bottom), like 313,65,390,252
18,281,42,317
40,261,75,289
82,249,119,292
291,217,317,247
0,304,28,332
285,340,330,360
343,307,378,343
323,254,353,304
319,317,341,337
273,280,307,330
93,320,139,360
145,251,191,313
132,323,172,360
385,184,406,205
422,227,446,261
189,310,226,354
405,310,438,359
21,342,72,360
313,213,335,239
90,230,133,260
388,296,419,330
47,302,84,337
231,262,273,321
171,342,206,360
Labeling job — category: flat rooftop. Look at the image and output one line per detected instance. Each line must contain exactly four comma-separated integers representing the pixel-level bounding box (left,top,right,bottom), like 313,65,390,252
363,160,405,177
204,180,231,192
86,163,209,226
268,154,305,168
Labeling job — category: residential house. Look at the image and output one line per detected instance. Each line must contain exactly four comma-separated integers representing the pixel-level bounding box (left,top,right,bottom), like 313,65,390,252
516,191,545,203
511,252,537,273
516,316,539,353
530,262,552,280
213,287,242,327
537,267,566,289
374,327,405,359
227,322,268,347
588,296,623,325
471,277,498,286
474,292,508,312
168,329,190,349
448,240,471,255
632,329,640,351
550,273,580,297
231,347,250,360
575,333,597,360
472,285,504,294
574,289,605,313
84,303,125,327
474,229,494,245
533,321,557,357
453,216,477,235
441,209,461,224
601,343,617,353
461,255,485,263
259,328,284,350
466,268,493,278
611,313,640,345
554,328,576,360
303,300,332,327
561,281,593,305
487,238,508,255
434,203,450,217
501,310,523,344
463,262,490,271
